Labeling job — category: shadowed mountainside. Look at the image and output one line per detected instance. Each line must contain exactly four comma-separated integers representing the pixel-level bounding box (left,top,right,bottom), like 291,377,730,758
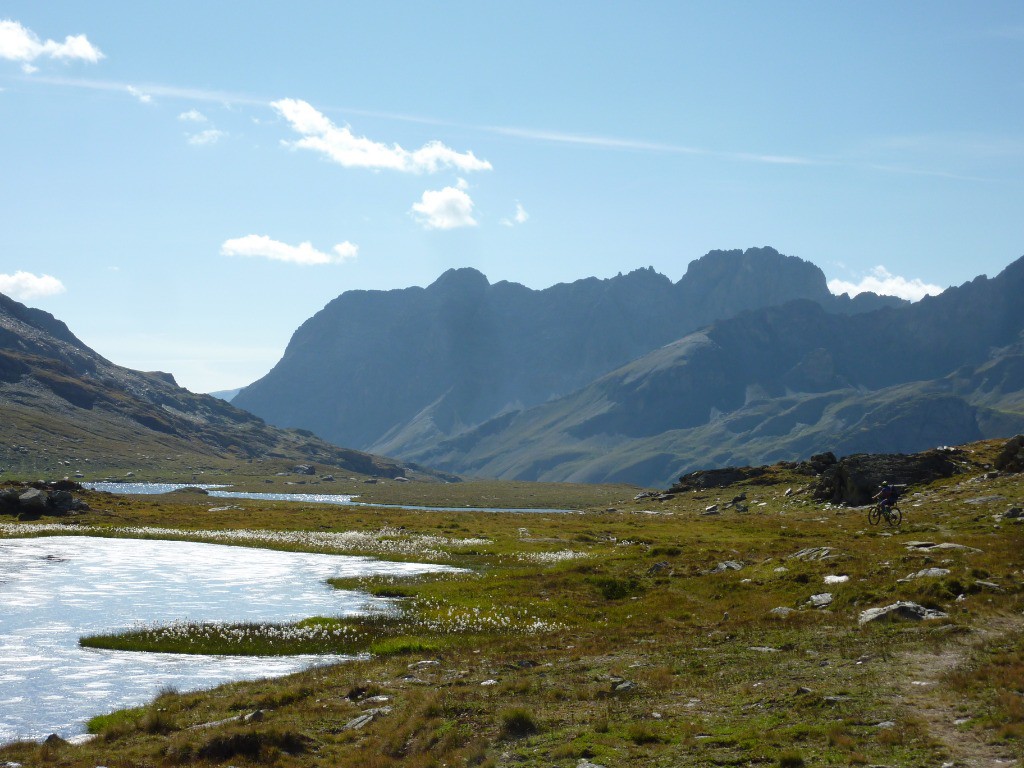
400,255,1024,486
0,293,442,480
234,247,901,458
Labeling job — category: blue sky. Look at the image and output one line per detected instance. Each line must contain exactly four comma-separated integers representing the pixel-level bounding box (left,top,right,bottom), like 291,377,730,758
2,3,1023,393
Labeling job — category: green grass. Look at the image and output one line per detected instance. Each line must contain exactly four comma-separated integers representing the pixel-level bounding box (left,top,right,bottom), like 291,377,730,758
80,620,370,656
1,437,1022,767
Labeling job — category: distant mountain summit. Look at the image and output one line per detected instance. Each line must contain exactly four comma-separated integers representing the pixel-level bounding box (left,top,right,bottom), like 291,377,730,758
0,294,433,479
234,247,903,463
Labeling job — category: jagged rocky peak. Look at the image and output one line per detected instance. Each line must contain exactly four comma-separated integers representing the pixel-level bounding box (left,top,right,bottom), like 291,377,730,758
428,267,491,295
680,246,829,293
673,246,832,321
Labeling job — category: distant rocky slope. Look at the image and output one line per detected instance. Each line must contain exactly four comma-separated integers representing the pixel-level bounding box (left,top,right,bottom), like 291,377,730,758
234,247,901,459
400,256,1024,486
0,294,439,479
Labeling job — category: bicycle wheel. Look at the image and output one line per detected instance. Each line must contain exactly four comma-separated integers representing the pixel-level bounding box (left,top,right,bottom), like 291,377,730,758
887,506,902,526
868,505,882,525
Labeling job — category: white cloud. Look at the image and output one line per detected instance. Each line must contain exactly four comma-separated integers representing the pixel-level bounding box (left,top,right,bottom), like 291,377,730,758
0,271,66,301
187,128,226,146
501,202,529,227
828,266,944,302
411,182,478,230
221,235,358,265
178,109,207,122
271,98,492,174
126,85,152,104
0,20,104,64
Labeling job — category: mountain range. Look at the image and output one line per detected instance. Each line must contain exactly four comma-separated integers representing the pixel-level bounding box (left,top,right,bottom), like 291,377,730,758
236,247,1024,487
6,246,1022,488
235,248,903,461
237,245,1024,486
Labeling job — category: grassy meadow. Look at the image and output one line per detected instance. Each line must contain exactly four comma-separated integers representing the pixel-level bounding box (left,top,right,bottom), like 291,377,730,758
0,439,1021,767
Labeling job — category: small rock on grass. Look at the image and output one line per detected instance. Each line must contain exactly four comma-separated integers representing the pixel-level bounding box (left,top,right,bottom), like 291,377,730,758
710,560,743,573
343,706,391,730
858,601,949,625
898,567,951,582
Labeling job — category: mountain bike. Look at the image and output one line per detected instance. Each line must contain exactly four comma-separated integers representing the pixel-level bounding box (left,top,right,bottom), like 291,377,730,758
868,501,902,526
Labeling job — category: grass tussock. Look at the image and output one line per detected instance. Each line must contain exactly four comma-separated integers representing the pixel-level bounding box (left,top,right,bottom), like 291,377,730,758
499,707,540,738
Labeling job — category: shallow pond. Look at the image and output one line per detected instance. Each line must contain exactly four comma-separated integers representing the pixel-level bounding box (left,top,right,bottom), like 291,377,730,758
84,481,572,513
0,535,453,743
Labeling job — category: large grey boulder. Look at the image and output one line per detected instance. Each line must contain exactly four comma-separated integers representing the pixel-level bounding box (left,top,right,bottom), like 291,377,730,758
18,488,48,510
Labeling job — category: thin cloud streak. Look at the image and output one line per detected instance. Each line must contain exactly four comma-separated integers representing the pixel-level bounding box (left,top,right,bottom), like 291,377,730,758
490,124,821,166
15,74,1002,179
6,74,824,167
20,74,270,107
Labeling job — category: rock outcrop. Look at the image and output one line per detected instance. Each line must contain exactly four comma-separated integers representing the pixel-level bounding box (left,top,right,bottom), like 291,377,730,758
994,434,1024,473
0,481,90,517
809,449,964,506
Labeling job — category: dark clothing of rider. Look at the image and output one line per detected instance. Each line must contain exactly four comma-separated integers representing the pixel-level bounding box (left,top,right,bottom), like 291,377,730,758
874,484,897,508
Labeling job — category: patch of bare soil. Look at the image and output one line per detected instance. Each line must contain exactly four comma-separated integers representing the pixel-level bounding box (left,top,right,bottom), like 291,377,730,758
898,615,1023,768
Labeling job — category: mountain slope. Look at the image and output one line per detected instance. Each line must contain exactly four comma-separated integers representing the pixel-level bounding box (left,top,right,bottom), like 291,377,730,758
400,256,1024,486
234,247,902,456
0,294,436,480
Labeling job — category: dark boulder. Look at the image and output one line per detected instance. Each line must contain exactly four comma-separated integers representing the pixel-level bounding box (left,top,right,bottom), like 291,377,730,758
669,465,768,492
810,449,963,505
52,479,84,492
796,452,838,476
0,487,21,514
48,490,76,512
18,488,48,510
993,434,1024,473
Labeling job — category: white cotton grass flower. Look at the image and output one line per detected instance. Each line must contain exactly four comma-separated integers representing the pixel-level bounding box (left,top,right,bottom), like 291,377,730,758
0,522,488,561
516,549,588,564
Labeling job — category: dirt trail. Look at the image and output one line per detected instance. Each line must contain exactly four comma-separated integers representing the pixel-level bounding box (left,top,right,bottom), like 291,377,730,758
898,614,1023,768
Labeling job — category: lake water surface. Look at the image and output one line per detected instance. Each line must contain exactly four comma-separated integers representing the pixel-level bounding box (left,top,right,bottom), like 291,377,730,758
84,482,572,513
0,536,453,743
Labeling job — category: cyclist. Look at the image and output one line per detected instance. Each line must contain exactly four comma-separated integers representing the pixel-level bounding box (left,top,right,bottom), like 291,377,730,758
873,482,898,510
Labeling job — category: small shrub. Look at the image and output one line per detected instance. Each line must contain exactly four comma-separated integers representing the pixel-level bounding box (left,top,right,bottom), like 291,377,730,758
369,636,442,656
499,707,539,738
197,728,309,760
591,576,642,600
627,722,666,745
370,586,415,598
650,546,681,557
777,748,806,767
464,739,491,765
139,709,175,735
